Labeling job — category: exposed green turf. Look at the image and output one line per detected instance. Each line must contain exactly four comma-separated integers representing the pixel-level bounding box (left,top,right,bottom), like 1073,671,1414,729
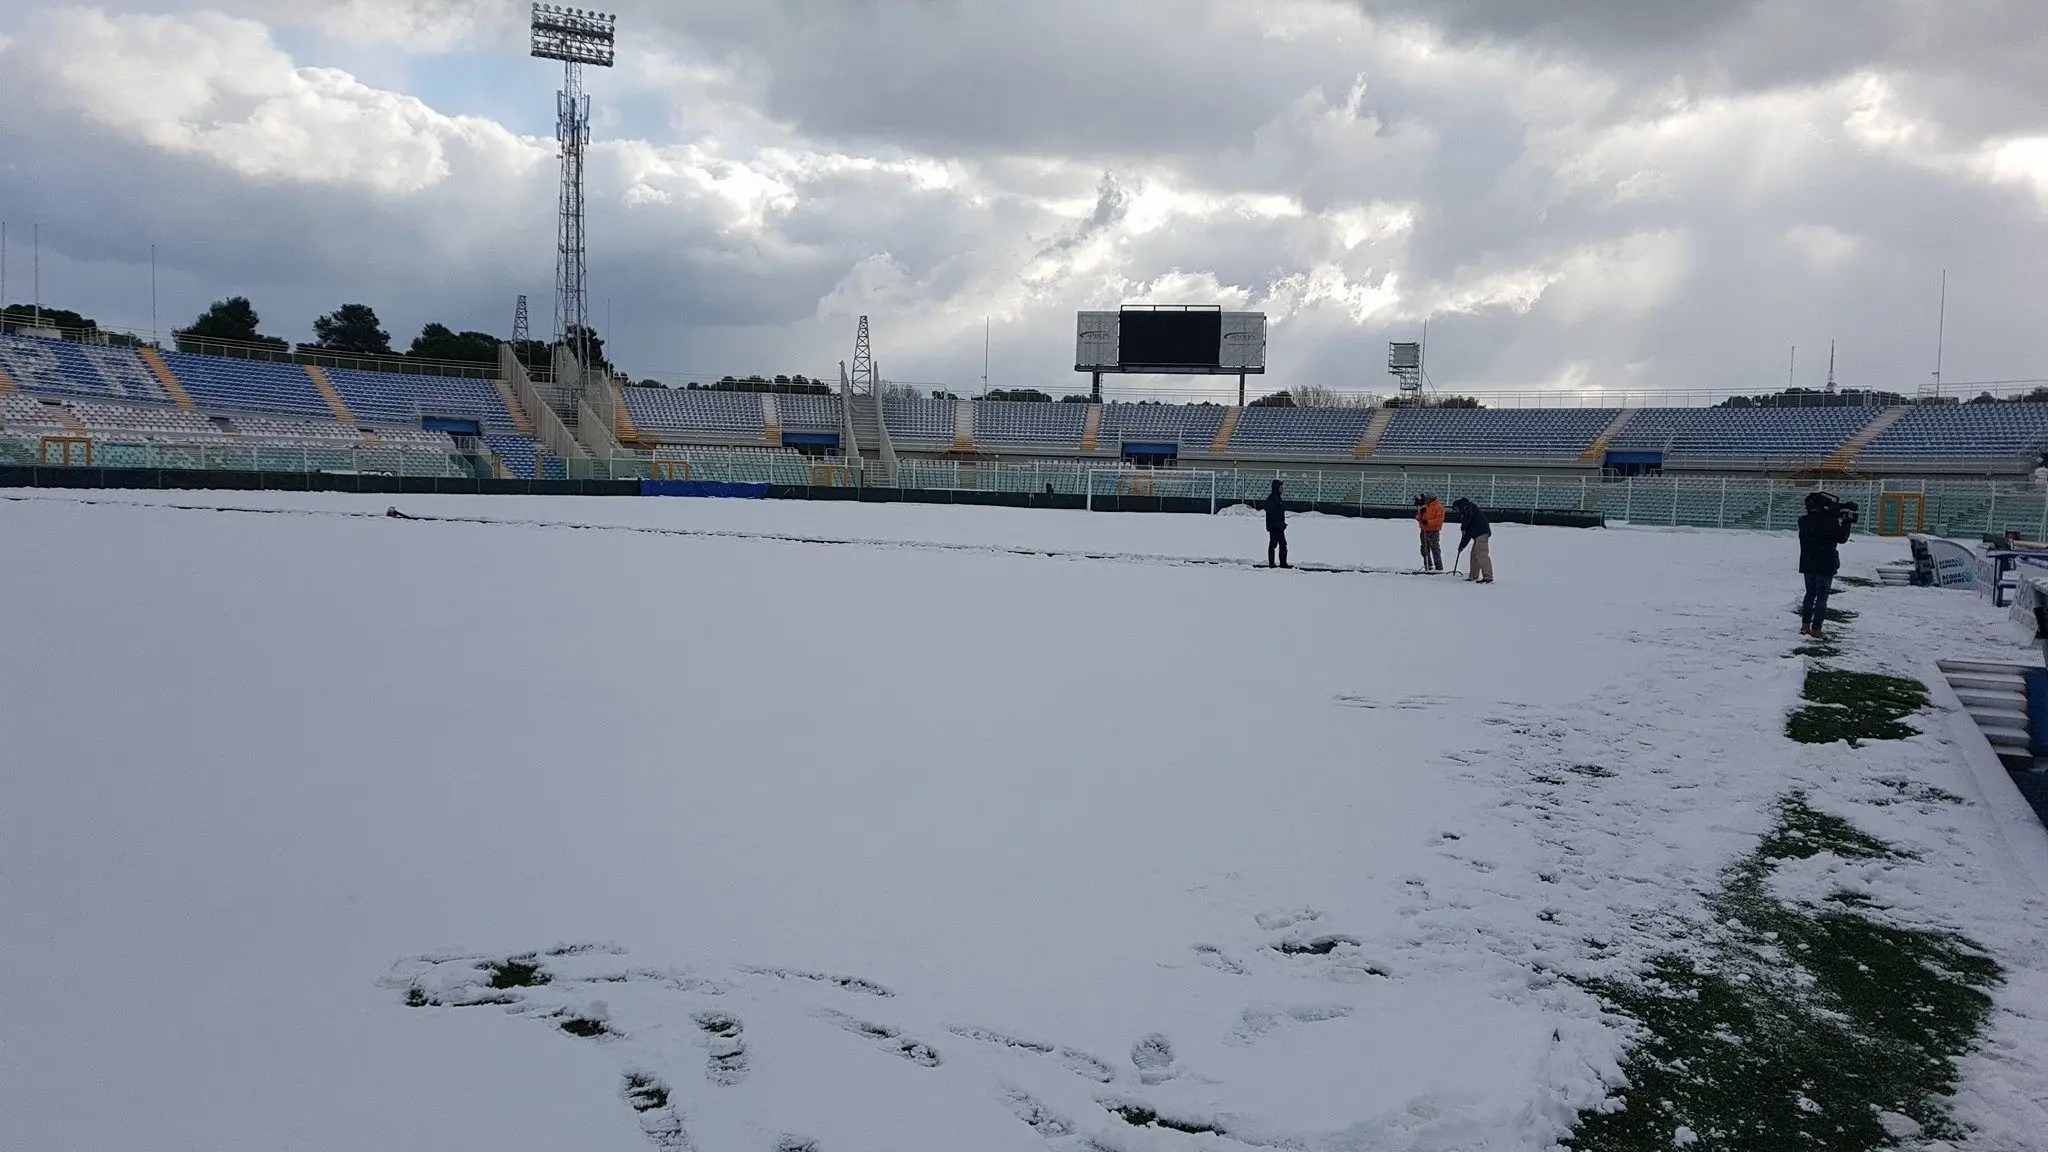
485,957,551,989
559,1015,608,1038
1568,795,2001,1152
1838,576,1879,588
1786,668,1928,745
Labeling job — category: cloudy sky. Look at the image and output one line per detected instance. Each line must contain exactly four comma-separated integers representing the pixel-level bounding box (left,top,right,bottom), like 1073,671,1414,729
2,0,2045,400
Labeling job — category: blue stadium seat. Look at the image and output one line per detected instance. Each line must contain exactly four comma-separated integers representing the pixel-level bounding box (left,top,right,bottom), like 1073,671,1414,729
623,389,766,438
161,351,331,419
1858,404,2048,463
327,367,512,430
974,401,1087,447
1230,407,1376,455
0,333,173,405
1608,408,1870,461
882,398,954,444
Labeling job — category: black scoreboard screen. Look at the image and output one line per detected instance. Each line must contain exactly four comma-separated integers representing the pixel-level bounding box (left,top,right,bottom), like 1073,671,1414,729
1117,309,1222,370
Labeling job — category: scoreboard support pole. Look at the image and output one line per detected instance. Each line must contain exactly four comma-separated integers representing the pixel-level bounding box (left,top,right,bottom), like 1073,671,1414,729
1238,372,1246,407
1092,371,1103,403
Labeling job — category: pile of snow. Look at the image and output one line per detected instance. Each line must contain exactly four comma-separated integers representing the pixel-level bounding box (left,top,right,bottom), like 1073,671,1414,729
0,490,2042,1151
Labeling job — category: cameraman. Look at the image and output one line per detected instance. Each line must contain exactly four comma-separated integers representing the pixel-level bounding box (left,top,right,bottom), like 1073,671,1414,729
1797,492,1857,638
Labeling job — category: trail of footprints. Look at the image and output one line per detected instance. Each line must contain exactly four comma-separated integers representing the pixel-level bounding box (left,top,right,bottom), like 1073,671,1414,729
389,922,1369,1149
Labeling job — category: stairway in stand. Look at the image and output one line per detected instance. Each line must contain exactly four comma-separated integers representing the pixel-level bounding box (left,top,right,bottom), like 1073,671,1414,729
1821,405,1908,472
849,394,885,462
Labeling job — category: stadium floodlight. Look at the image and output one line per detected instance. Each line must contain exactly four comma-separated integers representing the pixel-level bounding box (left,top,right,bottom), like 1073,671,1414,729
531,3,616,384
530,5,617,68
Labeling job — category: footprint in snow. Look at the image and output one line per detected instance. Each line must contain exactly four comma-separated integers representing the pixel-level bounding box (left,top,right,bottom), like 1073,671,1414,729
818,1008,941,1066
1131,1033,1177,1085
946,1024,1115,1083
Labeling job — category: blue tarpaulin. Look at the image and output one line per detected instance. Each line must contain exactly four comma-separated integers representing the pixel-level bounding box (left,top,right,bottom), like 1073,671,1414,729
640,480,770,499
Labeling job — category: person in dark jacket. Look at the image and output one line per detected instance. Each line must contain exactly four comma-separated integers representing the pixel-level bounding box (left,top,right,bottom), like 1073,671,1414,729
1797,492,1856,636
1263,479,1289,568
1451,497,1492,583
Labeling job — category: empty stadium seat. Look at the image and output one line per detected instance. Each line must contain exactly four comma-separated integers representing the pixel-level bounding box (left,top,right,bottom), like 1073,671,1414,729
1375,409,1616,460
882,398,954,444
161,351,332,419
1858,404,2048,463
774,393,842,432
1098,403,1227,449
326,367,512,430
0,333,171,405
974,401,1087,447
1230,407,1376,455
623,389,767,438
1607,408,1870,461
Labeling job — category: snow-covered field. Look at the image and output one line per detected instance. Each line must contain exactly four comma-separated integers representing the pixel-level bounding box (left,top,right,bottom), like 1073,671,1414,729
2,490,2045,1151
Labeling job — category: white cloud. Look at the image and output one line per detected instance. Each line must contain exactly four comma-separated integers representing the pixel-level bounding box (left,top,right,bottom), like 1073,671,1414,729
28,9,540,194
1786,224,1862,266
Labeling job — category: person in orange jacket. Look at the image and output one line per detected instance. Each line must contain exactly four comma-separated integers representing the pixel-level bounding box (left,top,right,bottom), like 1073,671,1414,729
1413,493,1445,572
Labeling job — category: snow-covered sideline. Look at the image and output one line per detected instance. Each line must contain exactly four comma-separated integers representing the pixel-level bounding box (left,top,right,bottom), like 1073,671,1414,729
0,490,2043,1151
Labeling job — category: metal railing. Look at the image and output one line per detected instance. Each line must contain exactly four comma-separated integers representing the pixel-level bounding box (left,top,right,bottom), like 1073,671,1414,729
11,431,2048,539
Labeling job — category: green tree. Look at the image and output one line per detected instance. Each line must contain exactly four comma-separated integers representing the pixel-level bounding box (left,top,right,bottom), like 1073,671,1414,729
561,325,609,371
985,388,1052,403
309,303,391,354
408,322,500,364
0,305,141,346
174,297,288,355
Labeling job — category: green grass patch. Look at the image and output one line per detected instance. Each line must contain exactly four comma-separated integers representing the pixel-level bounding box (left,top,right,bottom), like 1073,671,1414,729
1786,668,1928,745
1568,795,2000,1152
1838,576,1879,588
485,957,551,989
559,1015,608,1038
1567,763,1617,779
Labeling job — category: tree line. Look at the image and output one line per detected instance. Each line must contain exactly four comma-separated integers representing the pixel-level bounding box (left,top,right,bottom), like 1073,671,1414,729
166,297,597,376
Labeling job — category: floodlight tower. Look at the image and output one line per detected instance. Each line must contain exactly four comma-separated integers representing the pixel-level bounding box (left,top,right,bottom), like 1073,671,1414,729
531,4,616,383
1389,341,1424,404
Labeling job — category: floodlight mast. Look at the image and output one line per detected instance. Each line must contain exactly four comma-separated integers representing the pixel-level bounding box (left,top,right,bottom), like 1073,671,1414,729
531,4,616,386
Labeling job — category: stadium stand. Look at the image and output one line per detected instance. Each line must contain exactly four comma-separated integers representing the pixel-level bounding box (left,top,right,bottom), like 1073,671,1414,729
227,415,368,444
0,393,80,436
1229,407,1377,456
883,399,955,445
485,435,539,479
68,400,233,443
974,400,1088,447
161,351,334,420
622,389,766,438
1098,403,1228,451
774,393,841,433
326,367,512,430
1375,408,1618,461
12,333,2048,476
1857,403,2048,463
1607,407,1872,461
0,334,172,405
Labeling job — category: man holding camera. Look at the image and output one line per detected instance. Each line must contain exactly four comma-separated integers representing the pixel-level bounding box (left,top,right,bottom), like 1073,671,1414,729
1797,492,1857,638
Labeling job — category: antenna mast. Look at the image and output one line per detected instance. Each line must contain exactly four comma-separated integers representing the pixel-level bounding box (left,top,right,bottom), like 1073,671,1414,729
1825,340,1836,395
531,4,616,384
512,294,530,344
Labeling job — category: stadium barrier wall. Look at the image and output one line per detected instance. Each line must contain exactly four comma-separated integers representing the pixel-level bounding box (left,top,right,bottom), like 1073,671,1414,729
0,465,637,496
6,450,2045,537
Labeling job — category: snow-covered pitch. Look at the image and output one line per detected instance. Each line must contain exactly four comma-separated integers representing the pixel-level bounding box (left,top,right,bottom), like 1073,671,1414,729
2,490,2045,1151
